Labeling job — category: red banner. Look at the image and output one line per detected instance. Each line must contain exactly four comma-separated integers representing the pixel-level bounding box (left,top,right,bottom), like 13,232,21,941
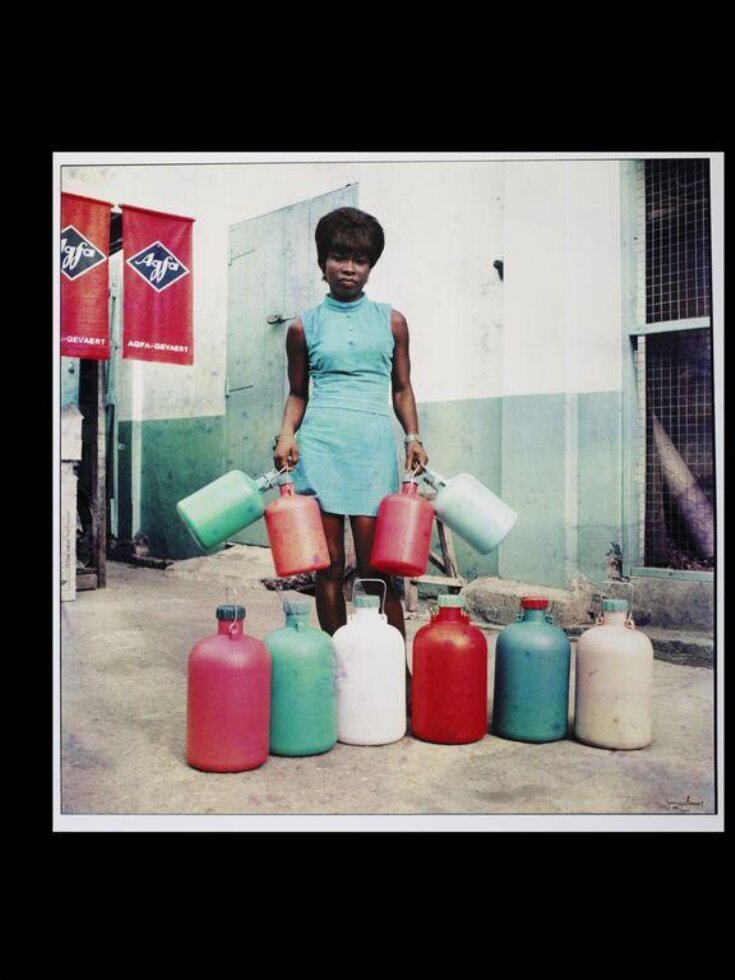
122,204,194,365
61,193,112,360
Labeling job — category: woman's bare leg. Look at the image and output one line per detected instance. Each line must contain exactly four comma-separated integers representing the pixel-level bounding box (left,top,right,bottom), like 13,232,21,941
314,511,346,636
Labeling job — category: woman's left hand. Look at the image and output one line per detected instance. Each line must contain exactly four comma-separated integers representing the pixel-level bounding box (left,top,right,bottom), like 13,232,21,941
405,440,428,473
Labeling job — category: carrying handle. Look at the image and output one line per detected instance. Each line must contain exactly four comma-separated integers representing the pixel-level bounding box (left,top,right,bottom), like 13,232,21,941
620,580,635,627
225,585,239,636
353,577,387,616
595,580,636,627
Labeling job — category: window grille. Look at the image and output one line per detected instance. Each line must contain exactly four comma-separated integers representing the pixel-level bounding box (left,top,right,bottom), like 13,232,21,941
640,330,715,569
633,159,715,571
645,159,711,323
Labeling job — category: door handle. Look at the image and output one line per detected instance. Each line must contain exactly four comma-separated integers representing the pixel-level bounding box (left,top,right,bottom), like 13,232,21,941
266,313,296,325
225,379,255,398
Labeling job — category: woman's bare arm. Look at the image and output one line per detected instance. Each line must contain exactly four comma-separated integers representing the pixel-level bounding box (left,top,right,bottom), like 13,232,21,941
391,309,429,472
274,319,309,468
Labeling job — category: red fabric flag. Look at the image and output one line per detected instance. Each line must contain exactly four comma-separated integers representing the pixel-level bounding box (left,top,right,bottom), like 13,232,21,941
122,204,194,365
61,193,112,360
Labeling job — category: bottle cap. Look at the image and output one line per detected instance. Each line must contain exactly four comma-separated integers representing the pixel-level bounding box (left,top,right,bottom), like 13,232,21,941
438,594,465,608
216,604,246,620
602,598,629,613
283,599,311,616
521,597,549,609
354,595,380,609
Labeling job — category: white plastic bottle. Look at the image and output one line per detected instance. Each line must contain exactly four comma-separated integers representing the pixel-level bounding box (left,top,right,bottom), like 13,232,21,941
333,588,406,746
574,598,653,750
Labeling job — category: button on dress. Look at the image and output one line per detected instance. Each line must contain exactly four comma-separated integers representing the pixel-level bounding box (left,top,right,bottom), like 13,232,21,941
292,293,400,516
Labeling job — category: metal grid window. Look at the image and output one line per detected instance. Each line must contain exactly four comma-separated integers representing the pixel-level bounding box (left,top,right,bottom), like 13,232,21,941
642,330,715,569
629,159,715,572
645,159,711,323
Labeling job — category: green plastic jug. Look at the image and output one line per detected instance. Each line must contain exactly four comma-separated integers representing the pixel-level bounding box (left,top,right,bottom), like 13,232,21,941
263,599,338,757
176,468,279,550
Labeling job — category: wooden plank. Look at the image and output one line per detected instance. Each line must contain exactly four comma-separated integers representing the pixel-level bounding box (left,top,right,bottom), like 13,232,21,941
410,574,464,587
404,577,419,613
436,519,460,579
427,550,448,574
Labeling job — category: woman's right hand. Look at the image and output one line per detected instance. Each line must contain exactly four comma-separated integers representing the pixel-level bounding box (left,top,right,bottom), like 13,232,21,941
273,433,299,470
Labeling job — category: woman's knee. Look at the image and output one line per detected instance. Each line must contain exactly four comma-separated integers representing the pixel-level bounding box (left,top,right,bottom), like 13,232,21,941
355,566,397,594
316,554,345,583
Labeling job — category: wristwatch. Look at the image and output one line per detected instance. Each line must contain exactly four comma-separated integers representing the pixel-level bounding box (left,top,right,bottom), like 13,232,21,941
404,433,423,445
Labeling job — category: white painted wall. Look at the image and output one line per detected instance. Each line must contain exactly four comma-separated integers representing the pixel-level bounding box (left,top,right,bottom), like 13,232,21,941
60,156,622,419
503,160,622,396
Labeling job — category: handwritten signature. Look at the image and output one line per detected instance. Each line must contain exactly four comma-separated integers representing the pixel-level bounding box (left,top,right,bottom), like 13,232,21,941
666,795,704,809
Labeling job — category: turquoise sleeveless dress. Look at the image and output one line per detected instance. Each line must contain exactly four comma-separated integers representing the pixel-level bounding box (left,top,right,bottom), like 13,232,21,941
292,293,400,516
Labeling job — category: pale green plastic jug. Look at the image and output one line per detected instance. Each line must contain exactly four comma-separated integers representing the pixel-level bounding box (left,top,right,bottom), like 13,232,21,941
422,467,517,555
176,468,279,550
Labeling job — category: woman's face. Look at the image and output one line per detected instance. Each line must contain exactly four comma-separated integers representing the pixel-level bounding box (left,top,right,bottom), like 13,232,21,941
323,247,371,301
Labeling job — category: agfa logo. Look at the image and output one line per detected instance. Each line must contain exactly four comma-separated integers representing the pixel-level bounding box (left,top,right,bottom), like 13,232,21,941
60,226,106,280
126,241,189,292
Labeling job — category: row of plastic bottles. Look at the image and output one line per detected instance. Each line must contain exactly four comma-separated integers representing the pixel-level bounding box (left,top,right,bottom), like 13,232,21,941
494,596,653,749
186,591,653,773
176,465,519,578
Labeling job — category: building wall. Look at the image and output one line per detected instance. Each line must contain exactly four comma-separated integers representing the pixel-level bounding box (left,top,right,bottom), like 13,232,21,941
61,157,624,586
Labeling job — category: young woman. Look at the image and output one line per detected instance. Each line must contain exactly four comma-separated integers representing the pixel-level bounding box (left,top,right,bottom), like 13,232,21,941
273,207,428,638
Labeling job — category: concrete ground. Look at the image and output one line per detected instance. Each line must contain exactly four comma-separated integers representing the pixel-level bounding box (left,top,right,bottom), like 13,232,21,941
57,548,721,831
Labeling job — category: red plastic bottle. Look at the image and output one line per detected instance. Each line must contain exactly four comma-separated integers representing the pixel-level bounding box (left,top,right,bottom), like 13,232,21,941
370,475,435,576
411,594,488,744
187,604,271,772
264,473,331,577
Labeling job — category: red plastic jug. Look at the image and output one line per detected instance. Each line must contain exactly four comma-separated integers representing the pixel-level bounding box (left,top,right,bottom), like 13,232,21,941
264,473,331,577
411,594,488,744
186,604,271,772
370,474,435,576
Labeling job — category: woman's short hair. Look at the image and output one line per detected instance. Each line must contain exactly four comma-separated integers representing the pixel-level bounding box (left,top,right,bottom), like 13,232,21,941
315,207,385,270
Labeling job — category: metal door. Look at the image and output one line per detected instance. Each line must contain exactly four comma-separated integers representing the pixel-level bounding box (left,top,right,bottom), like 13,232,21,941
225,184,357,545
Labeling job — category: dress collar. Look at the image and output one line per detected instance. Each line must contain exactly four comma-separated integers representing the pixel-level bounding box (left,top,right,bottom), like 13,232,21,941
323,292,367,312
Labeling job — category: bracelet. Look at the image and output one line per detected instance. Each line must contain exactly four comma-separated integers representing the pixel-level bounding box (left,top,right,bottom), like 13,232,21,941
404,433,422,445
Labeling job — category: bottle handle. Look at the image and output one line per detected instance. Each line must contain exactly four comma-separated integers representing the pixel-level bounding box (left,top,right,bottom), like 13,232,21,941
353,577,387,616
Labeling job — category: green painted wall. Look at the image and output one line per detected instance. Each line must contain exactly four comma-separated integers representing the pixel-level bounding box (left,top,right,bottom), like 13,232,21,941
499,391,622,588
577,390,623,585
409,398,503,580
126,391,622,585
117,420,133,540
500,394,568,585
417,391,621,589
138,416,226,559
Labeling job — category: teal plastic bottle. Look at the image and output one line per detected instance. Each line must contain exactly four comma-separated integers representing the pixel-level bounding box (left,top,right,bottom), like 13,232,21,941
492,597,571,742
263,599,338,757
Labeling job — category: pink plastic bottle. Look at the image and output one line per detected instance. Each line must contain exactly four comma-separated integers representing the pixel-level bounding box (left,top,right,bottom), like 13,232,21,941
187,604,271,772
